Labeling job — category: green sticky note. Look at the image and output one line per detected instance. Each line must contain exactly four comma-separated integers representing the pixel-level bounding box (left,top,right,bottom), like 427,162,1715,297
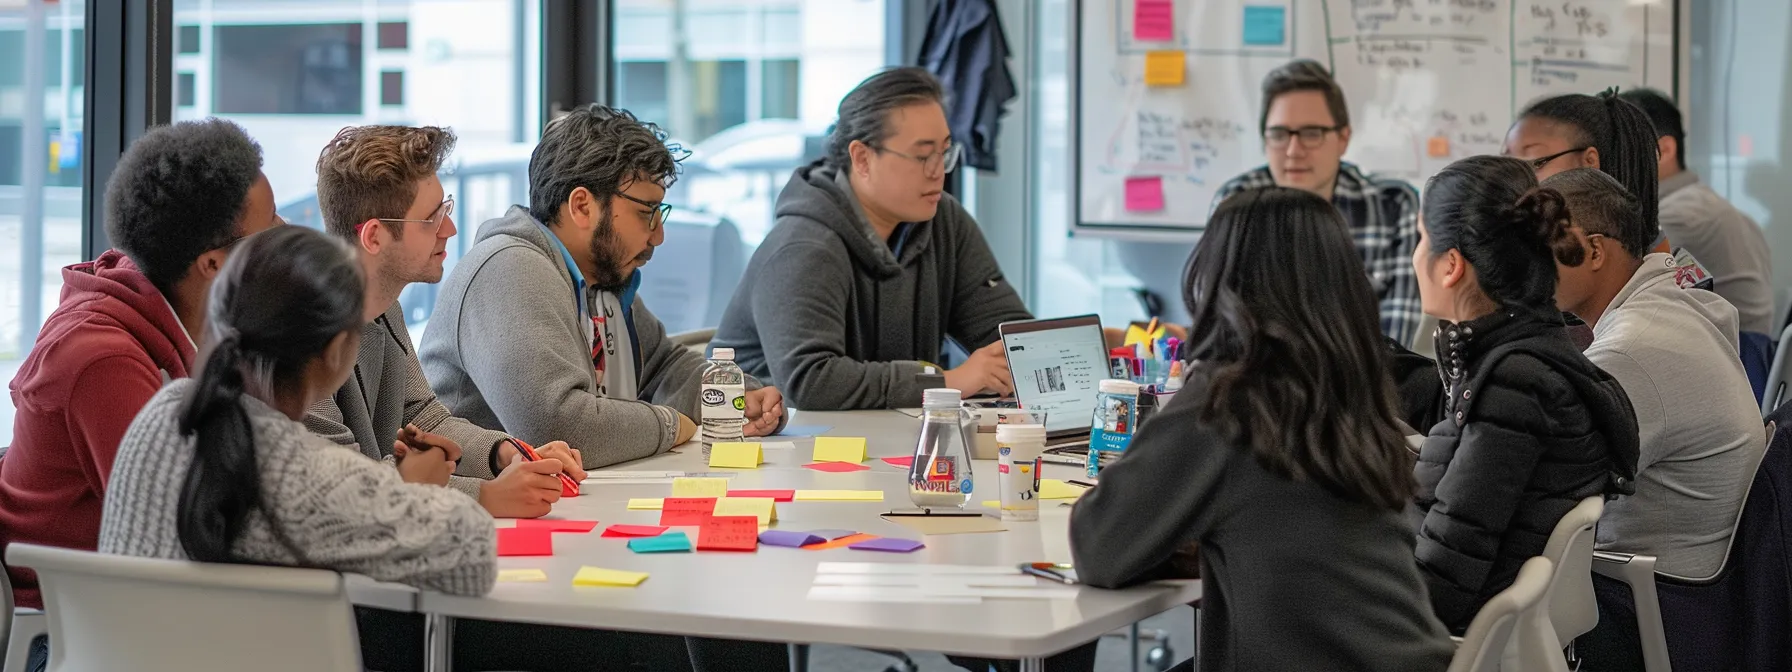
1242,5,1286,46
628,531,693,554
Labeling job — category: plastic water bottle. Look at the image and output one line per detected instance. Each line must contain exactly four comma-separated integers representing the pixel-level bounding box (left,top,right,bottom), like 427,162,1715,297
700,348,746,459
908,388,977,508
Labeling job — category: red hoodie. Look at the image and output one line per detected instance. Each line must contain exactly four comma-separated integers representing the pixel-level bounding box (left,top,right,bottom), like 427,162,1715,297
1,251,194,609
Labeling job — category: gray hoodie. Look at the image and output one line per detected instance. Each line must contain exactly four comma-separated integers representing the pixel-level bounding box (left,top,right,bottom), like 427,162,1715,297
1587,252,1765,578
419,206,699,469
712,161,1031,410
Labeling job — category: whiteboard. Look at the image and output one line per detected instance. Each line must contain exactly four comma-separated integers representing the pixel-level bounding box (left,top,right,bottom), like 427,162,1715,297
1073,0,1683,237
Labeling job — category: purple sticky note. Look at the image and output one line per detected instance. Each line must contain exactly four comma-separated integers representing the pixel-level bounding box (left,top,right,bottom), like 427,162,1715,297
1124,176,1165,212
759,530,825,548
849,537,925,553
807,529,859,540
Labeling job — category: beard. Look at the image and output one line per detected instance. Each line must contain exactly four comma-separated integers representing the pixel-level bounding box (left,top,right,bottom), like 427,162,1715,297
587,216,654,292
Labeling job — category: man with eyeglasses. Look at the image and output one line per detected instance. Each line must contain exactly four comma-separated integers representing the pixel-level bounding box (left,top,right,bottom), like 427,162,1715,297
712,66,1035,411
1212,59,1424,348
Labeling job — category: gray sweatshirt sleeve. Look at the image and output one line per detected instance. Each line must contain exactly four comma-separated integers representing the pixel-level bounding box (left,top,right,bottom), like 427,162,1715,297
630,297,707,419
455,247,676,468
942,203,1033,349
748,240,930,410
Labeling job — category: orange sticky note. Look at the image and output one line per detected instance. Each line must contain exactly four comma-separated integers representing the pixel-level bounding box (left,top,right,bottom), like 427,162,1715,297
1144,50,1185,86
1427,135,1450,158
659,497,717,526
804,533,881,551
697,515,760,551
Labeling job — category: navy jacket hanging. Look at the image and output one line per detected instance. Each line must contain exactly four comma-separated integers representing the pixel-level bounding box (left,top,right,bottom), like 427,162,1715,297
918,0,1016,173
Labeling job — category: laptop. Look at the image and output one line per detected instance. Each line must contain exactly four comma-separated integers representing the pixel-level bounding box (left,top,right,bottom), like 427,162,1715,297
998,315,1108,450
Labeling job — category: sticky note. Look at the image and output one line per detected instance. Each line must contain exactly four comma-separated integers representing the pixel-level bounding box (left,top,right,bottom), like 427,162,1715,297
1134,0,1174,41
573,566,649,587
497,568,549,583
812,437,869,463
808,529,860,540
707,443,763,469
1040,479,1089,499
496,528,554,557
728,489,795,502
803,462,870,473
627,498,664,510
881,456,914,468
672,477,730,498
794,490,885,501
659,497,718,526
850,537,926,553
805,533,881,551
713,497,778,525
514,519,599,533
602,524,669,538
1143,51,1185,86
1243,5,1286,46
628,531,693,553
697,516,760,551
1124,176,1165,212
1428,135,1451,158
760,530,826,548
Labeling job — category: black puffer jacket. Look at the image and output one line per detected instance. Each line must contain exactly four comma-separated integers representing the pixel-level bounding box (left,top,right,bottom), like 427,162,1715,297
1413,308,1640,632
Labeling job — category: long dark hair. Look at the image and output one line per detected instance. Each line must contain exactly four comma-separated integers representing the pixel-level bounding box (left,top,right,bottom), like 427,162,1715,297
175,226,364,563
1422,155,1583,314
1183,187,1416,511
1517,90,1659,254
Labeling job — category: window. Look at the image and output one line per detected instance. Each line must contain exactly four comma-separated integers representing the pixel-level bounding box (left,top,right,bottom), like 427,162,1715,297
380,70,403,106
178,24,200,54
0,1,86,446
376,21,407,50
177,72,196,107
213,23,362,115
761,58,799,120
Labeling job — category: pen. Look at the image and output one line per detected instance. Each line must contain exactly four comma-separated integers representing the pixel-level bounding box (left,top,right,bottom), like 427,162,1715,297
510,437,581,497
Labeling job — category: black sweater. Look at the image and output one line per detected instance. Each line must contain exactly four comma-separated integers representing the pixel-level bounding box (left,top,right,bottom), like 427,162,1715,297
1414,308,1639,632
1070,370,1455,672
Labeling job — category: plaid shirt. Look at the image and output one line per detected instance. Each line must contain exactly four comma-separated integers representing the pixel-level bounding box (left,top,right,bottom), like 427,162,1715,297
1213,162,1423,346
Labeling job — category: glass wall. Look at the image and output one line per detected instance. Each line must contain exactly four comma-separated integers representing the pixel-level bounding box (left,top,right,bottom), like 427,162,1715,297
0,0,85,446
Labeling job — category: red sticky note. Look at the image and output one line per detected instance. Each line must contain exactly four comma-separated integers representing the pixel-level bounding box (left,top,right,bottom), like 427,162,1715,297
804,533,880,551
880,456,914,468
1124,176,1165,212
496,527,555,557
1134,0,1174,41
697,515,760,552
515,519,599,533
660,497,718,526
728,489,796,502
601,524,669,538
803,462,871,473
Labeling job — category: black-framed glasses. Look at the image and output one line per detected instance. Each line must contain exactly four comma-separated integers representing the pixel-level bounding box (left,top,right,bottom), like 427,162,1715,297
618,192,671,232
1526,146,1592,171
1264,125,1341,149
873,142,963,176
370,196,454,233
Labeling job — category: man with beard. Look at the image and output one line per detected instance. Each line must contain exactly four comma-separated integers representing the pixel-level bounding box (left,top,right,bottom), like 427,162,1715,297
421,104,786,470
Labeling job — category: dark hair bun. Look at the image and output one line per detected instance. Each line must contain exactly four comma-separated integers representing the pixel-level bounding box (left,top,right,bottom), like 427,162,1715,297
1513,187,1584,267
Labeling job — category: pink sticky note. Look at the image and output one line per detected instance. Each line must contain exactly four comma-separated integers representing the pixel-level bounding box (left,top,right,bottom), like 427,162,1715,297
602,524,669,538
660,497,718,526
1134,0,1174,41
514,519,599,533
496,527,555,557
803,462,871,473
881,456,915,468
727,489,796,502
1125,176,1165,212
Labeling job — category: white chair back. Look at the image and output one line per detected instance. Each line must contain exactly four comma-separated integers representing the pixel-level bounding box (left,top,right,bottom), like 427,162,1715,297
1761,322,1792,415
6,544,361,672
1448,556,1553,672
1541,496,1603,644
1516,557,1574,672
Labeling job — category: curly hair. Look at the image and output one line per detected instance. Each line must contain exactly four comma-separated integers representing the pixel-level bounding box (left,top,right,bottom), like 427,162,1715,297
529,104,684,227
105,118,263,293
1517,90,1660,254
315,125,457,241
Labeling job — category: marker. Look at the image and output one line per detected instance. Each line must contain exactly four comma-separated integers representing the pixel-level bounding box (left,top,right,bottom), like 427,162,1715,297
510,438,581,497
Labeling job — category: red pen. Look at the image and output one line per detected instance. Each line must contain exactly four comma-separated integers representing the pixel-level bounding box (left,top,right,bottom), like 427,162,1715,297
510,438,580,497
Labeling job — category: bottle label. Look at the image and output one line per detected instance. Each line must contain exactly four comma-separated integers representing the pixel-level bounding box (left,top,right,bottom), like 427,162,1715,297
1089,390,1138,454
701,384,746,443
914,457,962,494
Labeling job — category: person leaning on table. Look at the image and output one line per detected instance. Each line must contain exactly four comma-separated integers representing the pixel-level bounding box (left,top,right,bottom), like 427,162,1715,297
1070,187,1455,672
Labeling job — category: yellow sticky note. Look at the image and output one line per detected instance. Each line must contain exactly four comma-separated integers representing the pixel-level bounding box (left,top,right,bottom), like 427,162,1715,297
793,490,885,502
1040,479,1088,500
497,568,548,583
1144,50,1185,86
671,477,730,498
627,498,665,510
713,496,778,525
811,437,868,463
708,442,764,469
1427,135,1451,158
981,500,999,508
573,566,649,587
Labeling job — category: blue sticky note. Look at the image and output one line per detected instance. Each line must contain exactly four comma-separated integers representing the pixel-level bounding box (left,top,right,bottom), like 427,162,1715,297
1242,5,1286,46
777,425,831,437
628,531,693,553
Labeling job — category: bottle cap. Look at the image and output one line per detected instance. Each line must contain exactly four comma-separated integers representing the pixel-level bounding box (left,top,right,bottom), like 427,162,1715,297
1099,379,1141,395
995,423,1047,445
923,388,962,407
711,348,735,361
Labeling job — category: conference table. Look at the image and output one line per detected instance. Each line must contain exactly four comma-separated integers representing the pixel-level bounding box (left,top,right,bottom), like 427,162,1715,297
412,409,1202,672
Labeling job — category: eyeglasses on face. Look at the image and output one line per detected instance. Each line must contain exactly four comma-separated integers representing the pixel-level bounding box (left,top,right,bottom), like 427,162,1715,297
872,142,963,176
617,192,671,232
362,196,454,233
1527,146,1593,171
1264,125,1341,149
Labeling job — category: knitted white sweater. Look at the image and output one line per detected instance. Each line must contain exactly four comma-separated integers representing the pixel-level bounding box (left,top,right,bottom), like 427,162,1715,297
99,379,496,596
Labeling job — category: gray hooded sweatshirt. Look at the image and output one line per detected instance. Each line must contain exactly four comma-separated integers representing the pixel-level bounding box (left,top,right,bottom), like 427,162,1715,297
419,206,703,469
1586,252,1766,578
712,161,1031,410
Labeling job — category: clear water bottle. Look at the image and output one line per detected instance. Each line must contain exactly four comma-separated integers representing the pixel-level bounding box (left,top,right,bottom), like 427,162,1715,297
700,348,747,458
908,388,977,508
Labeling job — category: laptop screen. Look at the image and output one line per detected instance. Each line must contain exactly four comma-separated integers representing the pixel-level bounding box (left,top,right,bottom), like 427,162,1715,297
1000,316,1106,436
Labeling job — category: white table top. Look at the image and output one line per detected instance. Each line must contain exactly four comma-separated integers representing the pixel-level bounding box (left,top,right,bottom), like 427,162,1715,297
417,410,1201,659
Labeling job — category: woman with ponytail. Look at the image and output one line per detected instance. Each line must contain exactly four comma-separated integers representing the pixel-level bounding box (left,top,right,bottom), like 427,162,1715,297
98,225,494,596
1505,88,1665,253
1409,155,1640,632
